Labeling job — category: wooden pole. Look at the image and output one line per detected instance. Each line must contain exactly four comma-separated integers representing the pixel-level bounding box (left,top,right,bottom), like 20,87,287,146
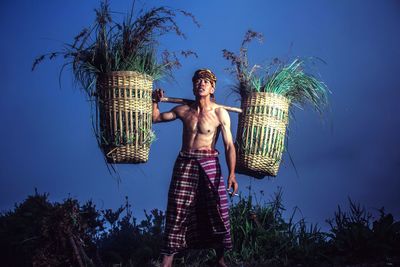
159,97,242,113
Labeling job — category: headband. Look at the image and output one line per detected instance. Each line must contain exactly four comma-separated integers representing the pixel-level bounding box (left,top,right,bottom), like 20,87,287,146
192,69,217,86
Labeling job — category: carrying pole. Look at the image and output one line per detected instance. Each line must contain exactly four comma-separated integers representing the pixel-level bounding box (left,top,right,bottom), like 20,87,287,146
160,97,242,113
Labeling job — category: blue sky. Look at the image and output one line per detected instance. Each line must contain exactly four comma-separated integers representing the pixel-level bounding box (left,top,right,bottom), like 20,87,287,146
1,0,399,229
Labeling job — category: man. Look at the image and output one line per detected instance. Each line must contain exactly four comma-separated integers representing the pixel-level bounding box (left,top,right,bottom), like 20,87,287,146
152,69,238,267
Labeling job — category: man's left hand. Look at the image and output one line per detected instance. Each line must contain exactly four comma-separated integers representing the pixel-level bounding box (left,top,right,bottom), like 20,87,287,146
227,174,239,197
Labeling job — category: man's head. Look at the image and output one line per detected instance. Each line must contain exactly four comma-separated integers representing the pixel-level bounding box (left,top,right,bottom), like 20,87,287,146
192,69,217,100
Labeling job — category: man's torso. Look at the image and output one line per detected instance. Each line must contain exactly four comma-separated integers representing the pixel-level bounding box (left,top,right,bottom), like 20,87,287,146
175,103,222,151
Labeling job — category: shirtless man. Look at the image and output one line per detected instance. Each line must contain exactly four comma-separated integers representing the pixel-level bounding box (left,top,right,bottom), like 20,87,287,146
152,69,238,267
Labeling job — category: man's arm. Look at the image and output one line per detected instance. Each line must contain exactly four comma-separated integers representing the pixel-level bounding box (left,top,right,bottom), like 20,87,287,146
152,89,178,123
217,107,239,195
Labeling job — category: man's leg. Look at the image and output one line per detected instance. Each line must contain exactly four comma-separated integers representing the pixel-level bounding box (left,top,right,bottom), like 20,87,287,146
161,254,174,267
162,156,199,265
215,247,228,267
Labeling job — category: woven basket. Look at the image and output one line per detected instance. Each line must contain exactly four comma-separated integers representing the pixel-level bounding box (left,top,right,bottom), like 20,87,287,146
96,71,153,163
235,92,290,178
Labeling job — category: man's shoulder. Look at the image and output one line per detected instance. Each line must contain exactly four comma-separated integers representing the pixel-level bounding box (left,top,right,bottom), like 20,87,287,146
172,104,191,116
214,104,229,116
174,104,190,110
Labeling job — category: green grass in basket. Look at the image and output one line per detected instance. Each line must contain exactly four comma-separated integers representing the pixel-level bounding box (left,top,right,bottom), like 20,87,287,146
223,30,329,114
107,128,156,147
32,1,198,168
239,126,285,160
32,0,199,98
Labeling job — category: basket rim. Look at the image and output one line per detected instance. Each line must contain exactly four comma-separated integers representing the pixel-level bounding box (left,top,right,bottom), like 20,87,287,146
244,91,290,101
98,71,154,82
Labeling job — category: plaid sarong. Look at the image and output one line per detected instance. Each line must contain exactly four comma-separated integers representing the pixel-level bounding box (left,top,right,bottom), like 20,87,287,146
161,150,232,255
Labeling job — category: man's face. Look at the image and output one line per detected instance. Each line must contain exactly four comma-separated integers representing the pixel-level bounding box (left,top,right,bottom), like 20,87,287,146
193,78,215,97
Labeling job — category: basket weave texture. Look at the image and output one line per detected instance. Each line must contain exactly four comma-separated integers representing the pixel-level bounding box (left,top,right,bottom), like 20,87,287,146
97,71,153,163
236,92,289,178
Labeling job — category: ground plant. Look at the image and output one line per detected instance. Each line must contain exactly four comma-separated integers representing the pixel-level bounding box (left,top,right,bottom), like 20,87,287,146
1,189,399,266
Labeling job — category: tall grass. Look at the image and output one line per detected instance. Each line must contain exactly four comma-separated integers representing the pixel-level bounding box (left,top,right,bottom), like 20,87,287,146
32,1,198,175
227,187,329,266
32,0,199,98
223,30,329,114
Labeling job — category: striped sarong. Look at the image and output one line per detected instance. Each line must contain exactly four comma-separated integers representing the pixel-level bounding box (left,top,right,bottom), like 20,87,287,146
161,149,232,255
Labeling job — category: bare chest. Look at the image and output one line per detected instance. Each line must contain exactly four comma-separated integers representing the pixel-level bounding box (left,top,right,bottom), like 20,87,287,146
183,110,220,135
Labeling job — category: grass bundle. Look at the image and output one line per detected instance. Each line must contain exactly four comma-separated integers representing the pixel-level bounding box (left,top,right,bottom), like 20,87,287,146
223,30,328,113
33,0,199,97
249,58,328,113
223,30,329,178
33,0,198,167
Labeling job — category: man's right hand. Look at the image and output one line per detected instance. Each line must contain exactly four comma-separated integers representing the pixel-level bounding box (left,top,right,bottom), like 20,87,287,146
152,88,165,103
152,88,177,123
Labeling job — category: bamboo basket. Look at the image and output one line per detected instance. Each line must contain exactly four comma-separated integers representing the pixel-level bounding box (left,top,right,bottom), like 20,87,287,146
235,92,290,178
96,71,153,163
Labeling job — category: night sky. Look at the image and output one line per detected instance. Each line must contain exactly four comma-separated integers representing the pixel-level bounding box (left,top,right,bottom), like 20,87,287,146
1,0,399,229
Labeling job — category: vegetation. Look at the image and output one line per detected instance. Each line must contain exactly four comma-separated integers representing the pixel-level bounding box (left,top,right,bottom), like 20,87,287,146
1,189,399,266
223,30,329,113
32,1,198,170
32,0,199,98
223,30,330,178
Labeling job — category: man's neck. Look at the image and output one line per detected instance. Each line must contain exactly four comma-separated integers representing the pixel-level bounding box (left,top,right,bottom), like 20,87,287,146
195,96,213,112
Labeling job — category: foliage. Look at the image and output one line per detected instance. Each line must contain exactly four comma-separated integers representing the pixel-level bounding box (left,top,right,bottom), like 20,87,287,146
99,197,165,266
227,187,329,266
32,1,198,172
1,189,399,266
32,0,199,98
326,199,400,265
223,30,329,114
0,189,104,266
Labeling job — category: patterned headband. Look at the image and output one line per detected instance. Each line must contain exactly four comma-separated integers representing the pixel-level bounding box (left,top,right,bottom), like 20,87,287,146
192,69,217,85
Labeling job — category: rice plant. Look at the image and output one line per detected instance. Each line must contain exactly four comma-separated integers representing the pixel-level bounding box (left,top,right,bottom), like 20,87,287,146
224,30,330,178
32,1,199,169
223,30,329,113
32,0,199,98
